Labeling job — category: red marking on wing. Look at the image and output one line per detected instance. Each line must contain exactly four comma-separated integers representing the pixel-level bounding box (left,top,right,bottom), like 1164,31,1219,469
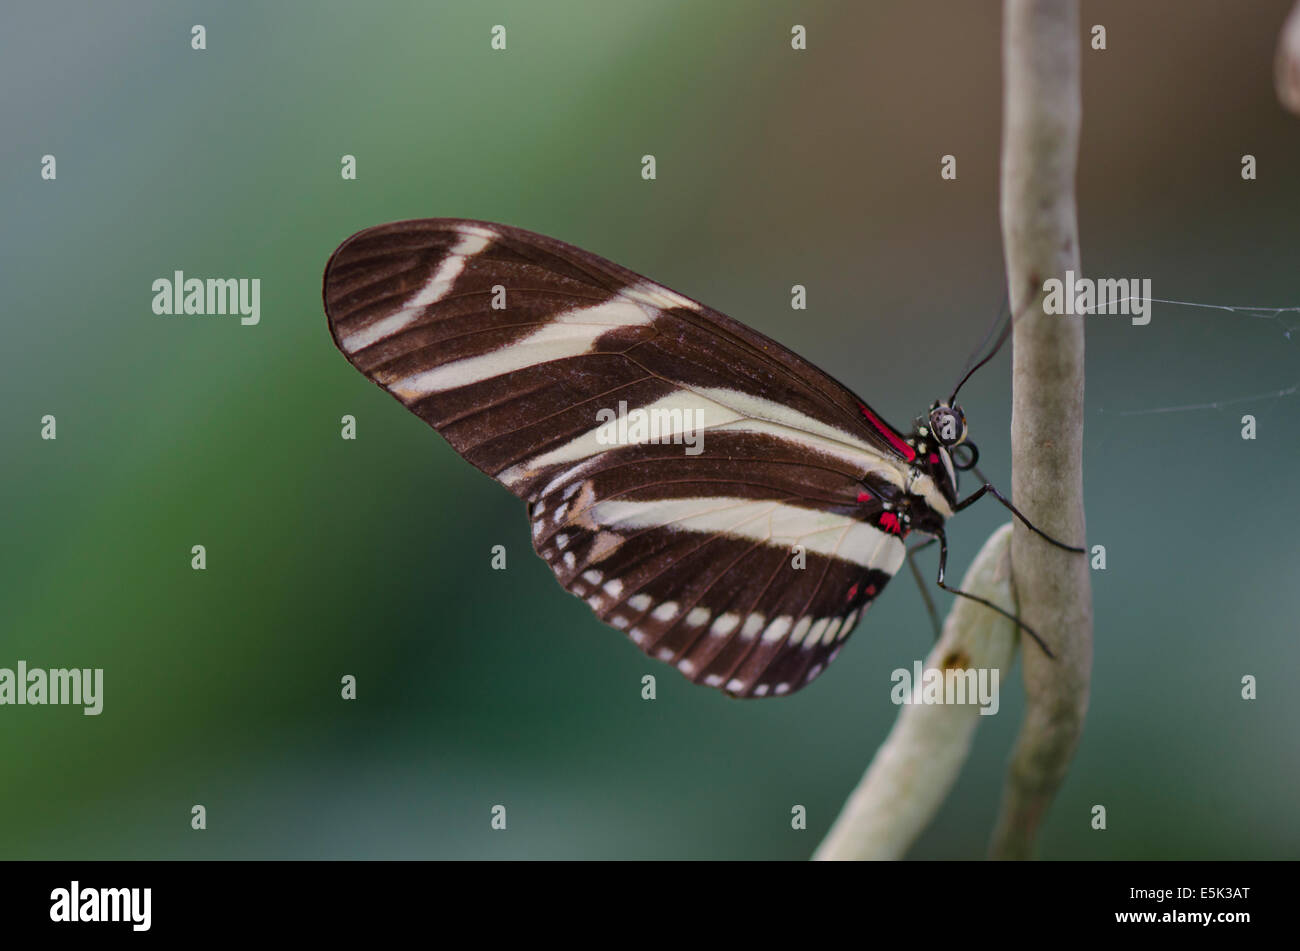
857,403,916,461
929,452,939,465
856,491,871,503
877,512,911,538
846,583,859,601
866,584,877,597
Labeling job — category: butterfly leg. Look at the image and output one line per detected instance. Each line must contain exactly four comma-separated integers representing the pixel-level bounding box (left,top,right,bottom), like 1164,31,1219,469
953,483,1085,553
905,537,942,640
932,527,1056,658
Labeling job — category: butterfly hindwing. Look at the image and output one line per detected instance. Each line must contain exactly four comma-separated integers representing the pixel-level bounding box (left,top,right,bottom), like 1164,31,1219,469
323,218,915,697
528,446,902,697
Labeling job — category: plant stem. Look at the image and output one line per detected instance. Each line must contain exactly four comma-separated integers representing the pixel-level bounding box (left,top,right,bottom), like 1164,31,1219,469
814,524,1017,861
1276,2,1300,115
988,0,1093,861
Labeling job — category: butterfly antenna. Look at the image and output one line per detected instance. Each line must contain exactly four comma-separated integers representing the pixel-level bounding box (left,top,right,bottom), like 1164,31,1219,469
948,280,1054,405
957,288,1010,381
949,310,1013,404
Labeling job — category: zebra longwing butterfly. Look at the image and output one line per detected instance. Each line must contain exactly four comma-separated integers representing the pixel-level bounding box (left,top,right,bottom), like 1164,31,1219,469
323,219,1031,699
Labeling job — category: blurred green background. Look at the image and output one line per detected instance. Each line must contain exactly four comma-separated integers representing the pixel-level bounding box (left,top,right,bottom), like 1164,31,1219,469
2,0,1297,859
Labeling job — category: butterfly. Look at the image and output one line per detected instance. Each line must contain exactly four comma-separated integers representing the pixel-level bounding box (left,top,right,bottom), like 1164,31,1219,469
322,219,1077,699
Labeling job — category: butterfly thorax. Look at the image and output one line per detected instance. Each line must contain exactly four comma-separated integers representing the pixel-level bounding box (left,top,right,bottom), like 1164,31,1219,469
864,399,971,539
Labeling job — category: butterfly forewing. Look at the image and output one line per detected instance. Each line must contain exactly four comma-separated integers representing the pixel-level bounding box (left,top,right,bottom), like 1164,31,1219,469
323,218,915,697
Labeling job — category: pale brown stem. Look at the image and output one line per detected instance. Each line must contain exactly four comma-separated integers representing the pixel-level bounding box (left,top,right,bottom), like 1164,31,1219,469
989,0,1093,860
1276,2,1300,115
814,525,1018,861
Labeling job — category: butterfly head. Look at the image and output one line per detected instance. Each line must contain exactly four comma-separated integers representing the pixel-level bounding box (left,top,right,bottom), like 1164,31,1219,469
904,401,979,517
927,401,968,448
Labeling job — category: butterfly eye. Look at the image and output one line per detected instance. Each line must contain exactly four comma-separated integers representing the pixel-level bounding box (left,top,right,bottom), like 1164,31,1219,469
928,404,967,447
952,441,980,471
